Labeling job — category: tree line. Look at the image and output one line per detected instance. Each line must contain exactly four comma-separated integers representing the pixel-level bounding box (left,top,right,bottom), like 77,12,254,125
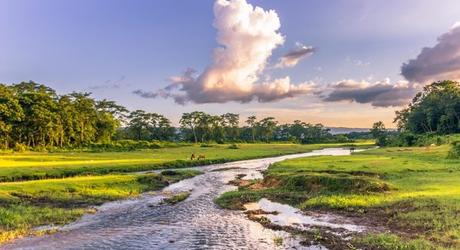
0,82,127,149
0,81,343,150
370,80,460,147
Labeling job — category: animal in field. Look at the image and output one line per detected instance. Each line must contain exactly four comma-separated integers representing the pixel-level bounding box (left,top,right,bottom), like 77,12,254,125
197,154,206,160
350,147,355,153
190,153,196,160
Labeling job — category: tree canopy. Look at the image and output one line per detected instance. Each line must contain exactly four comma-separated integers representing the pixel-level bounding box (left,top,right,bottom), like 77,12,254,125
395,80,460,134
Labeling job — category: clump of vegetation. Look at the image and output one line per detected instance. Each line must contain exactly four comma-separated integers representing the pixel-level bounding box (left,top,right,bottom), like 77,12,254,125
273,236,283,246
447,141,460,159
355,233,435,250
227,144,240,149
161,192,191,205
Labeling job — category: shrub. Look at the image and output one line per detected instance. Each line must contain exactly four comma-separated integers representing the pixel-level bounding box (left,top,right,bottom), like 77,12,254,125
227,144,240,149
13,143,27,152
88,140,162,152
447,142,460,159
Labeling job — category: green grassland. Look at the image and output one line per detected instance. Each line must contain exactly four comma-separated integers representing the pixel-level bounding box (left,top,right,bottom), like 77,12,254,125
0,142,372,182
216,144,460,249
0,142,373,245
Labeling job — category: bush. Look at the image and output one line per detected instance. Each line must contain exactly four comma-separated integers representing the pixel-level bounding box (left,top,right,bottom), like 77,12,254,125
13,143,28,152
447,142,460,159
385,132,455,147
88,140,162,152
227,144,240,149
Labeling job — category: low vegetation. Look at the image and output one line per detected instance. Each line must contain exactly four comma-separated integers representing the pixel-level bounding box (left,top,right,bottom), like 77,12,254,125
216,142,460,249
0,142,372,182
161,192,191,205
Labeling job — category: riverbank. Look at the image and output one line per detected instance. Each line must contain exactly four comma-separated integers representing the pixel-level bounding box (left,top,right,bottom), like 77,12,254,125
0,142,372,245
216,144,460,249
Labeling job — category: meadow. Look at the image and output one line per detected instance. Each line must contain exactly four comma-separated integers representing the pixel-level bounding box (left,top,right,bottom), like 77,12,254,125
216,143,460,249
0,142,371,182
0,142,372,245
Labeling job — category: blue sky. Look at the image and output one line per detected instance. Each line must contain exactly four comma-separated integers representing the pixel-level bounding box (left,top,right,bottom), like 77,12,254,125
1,0,460,127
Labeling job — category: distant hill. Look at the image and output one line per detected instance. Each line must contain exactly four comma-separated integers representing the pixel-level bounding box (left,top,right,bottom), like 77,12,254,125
327,127,370,135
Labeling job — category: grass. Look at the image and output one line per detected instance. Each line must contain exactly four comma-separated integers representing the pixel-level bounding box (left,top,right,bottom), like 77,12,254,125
0,142,373,182
161,192,191,205
0,169,200,244
216,143,460,249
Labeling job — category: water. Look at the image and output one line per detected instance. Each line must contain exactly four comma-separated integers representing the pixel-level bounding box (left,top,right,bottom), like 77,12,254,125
3,148,356,250
244,198,366,232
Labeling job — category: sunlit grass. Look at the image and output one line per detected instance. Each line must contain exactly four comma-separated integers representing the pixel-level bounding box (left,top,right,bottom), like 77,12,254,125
0,142,373,182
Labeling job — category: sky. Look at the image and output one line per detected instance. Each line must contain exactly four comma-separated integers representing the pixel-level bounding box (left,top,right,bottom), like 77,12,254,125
1,0,460,128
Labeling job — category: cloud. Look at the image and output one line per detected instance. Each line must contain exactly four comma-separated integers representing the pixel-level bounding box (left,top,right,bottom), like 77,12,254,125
136,0,313,104
322,79,420,107
401,23,460,83
275,43,315,68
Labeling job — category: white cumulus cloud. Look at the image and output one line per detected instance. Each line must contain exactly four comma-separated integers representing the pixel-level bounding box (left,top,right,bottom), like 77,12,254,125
134,0,314,104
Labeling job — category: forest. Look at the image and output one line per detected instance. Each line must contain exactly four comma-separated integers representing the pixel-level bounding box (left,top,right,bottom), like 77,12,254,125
0,81,341,151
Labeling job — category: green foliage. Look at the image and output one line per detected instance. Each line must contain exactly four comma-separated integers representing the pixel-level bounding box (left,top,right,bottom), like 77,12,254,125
227,144,240,149
161,192,191,205
0,82,127,150
385,132,459,147
88,140,162,152
371,121,388,146
395,80,460,135
447,141,460,159
356,233,435,250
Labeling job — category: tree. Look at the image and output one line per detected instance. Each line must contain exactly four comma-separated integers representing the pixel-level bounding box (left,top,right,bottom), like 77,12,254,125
395,80,460,134
70,92,98,145
371,121,387,146
221,113,239,141
128,110,150,140
180,111,207,143
0,84,24,148
95,100,128,143
258,117,278,142
246,116,257,142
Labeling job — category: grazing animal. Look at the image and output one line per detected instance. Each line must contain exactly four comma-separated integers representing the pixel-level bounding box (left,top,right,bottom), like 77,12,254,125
190,153,196,160
350,147,355,153
197,154,206,160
